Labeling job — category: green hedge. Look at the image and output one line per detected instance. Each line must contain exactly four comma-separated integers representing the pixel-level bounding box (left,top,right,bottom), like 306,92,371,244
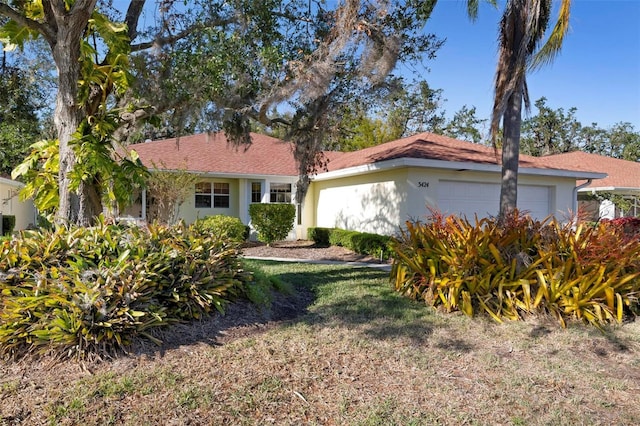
308,227,392,259
249,203,295,245
307,227,334,246
194,215,249,243
1,215,16,236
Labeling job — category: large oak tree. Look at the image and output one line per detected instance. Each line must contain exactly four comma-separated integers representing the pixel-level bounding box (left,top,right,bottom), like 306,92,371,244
0,0,443,225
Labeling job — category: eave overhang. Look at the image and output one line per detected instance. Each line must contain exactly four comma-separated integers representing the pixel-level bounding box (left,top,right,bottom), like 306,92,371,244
311,158,607,182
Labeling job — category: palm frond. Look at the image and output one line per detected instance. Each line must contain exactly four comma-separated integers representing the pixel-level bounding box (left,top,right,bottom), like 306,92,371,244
465,0,480,22
491,1,529,145
522,78,531,115
530,0,571,70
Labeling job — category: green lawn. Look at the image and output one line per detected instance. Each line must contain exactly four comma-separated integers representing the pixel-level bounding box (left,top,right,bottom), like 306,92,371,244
1,260,639,425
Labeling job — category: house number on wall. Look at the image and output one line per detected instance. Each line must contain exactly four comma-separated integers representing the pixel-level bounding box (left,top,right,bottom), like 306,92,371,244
418,181,429,188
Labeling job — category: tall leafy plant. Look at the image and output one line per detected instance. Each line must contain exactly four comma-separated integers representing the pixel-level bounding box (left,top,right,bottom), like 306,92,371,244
10,11,147,221
0,218,253,360
145,165,198,225
390,211,640,328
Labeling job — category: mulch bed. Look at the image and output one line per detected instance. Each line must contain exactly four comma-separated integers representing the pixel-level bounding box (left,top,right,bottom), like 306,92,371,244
241,240,390,264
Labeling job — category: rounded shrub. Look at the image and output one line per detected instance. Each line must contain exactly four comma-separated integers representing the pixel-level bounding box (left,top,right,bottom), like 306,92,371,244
248,203,295,245
1,215,16,236
308,227,333,246
194,215,248,243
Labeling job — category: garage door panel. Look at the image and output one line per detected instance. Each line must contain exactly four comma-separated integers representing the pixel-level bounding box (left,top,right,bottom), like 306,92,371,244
437,181,550,221
518,186,551,220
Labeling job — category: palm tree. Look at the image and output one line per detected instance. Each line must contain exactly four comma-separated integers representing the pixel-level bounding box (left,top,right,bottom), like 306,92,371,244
490,0,572,218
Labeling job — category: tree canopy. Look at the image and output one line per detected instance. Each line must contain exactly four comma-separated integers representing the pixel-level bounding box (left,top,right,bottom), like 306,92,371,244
1,0,444,224
0,53,49,177
319,78,448,151
520,97,581,156
6,0,635,228
520,97,640,159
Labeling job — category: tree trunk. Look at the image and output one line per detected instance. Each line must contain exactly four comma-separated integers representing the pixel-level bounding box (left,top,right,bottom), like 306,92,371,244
497,0,527,220
499,81,524,218
50,3,99,226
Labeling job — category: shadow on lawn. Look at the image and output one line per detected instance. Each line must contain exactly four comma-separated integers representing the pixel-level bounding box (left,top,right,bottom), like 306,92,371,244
269,262,639,357
128,273,318,358
130,260,637,361
273,264,444,347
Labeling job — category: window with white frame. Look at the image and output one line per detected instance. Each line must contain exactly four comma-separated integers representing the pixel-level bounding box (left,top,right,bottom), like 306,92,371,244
195,182,211,208
269,183,292,203
213,182,230,208
195,182,230,208
251,182,262,203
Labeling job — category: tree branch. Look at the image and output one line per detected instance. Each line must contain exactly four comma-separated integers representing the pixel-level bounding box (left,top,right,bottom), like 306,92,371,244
0,2,56,44
69,0,97,15
42,0,65,18
40,1,58,42
124,0,146,41
129,18,234,52
129,27,189,52
271,10,315,24
254,104,291,127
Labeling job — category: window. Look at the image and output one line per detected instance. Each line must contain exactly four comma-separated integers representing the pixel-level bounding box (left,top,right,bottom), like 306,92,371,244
270,183,292,203
251,182,262,203
213,182,230,208
195,182,230,208
195,182,212,208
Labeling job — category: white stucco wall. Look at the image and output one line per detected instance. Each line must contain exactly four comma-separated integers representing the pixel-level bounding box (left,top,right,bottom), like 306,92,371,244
309,169,410,236
0,178,36,231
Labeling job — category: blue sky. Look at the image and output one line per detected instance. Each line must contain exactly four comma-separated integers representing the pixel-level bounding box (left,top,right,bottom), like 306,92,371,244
106,0,639,131
402,0,640,130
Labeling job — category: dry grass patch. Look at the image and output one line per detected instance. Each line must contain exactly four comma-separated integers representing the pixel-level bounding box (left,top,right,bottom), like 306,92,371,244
2,260,640,425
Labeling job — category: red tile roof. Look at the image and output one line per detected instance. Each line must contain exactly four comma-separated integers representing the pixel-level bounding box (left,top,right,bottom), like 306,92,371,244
323,132,565,171
542,151,640,189
129,132,299,176
130,131,603,179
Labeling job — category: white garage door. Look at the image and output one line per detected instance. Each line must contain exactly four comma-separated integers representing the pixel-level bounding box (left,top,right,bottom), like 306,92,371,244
437,181,551,221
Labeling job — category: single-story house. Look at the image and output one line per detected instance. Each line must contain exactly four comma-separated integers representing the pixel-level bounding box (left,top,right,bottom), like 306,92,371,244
0,176,37,232
126,132,605,238
541,151,640,220
123,133,299,230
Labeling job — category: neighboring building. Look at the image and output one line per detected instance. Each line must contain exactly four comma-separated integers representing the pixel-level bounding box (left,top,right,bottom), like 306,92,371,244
128,132,605,239
542,151,640,220
0,176,37,232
